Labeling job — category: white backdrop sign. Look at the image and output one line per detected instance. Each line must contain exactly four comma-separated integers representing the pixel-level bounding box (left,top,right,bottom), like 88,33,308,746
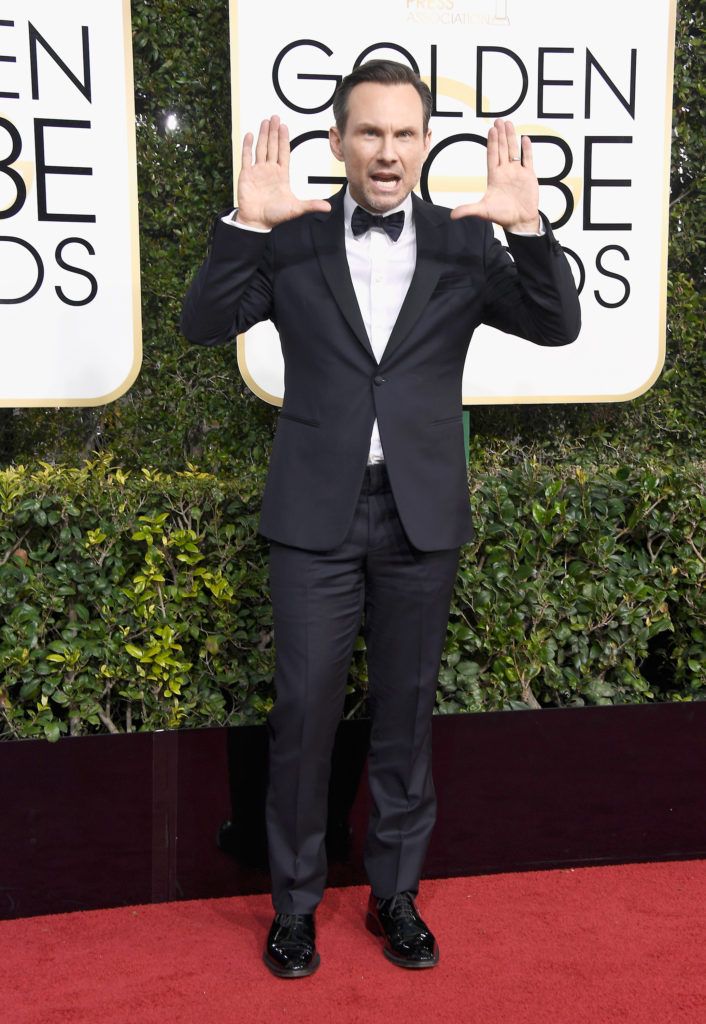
229,0,677,406
0,0,140,407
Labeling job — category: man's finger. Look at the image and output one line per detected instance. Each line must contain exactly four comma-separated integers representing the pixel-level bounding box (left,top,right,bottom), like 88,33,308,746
255,119,269,163
300,199,332,216
487,125,499,168
267,115,280,162
450,201,487,221
521,134,533,171
278,122,290,172
505,120,520,163
242,132,254,168
495,118,510,164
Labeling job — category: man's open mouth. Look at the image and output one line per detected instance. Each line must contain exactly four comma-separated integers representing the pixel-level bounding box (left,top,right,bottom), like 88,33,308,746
370,173,401,190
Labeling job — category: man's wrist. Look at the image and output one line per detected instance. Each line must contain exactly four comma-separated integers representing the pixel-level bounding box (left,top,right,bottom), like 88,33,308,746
506,215,541,235
225,209,271,233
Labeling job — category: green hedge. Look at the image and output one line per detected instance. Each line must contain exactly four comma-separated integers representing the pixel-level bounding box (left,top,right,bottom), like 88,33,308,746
1,456,703,741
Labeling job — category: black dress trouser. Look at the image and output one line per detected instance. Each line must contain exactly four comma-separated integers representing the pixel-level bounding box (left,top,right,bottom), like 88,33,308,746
266,464,460,914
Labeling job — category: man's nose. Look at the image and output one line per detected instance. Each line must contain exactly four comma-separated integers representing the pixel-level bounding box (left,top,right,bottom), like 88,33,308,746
378,133,398,162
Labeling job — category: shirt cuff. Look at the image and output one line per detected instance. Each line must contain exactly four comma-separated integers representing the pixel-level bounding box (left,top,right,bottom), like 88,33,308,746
221,210,271,233
506,219,545,237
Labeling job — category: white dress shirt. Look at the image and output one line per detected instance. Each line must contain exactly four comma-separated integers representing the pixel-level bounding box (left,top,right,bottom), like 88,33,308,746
343,190,415,463
226,198,542,464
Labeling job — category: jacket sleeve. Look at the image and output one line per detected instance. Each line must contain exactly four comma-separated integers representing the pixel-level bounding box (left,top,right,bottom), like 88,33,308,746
180,211,275,346
481,213,582,346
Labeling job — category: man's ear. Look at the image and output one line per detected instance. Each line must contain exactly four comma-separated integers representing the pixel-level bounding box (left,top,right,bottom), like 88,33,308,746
329,126,343,161
423,129,432,157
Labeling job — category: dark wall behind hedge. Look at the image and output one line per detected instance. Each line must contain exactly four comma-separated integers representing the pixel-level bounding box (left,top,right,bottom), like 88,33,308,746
0,0,703,474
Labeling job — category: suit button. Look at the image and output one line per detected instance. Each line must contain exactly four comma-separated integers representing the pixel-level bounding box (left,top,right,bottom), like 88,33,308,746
374,375,386,386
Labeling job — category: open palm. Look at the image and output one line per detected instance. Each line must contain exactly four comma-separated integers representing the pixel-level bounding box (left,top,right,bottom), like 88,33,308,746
450,119,539,233
237,115,331,230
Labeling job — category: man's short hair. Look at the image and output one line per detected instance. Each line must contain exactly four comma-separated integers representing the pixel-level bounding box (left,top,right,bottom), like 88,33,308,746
332,59,433,135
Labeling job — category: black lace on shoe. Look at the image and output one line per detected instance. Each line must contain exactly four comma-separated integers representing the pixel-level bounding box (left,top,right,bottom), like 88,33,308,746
276,912,307,927
381,892,418,923
274,913,313,948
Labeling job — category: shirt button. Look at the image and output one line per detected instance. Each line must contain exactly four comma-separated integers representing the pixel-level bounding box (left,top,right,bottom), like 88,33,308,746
374,375,386,386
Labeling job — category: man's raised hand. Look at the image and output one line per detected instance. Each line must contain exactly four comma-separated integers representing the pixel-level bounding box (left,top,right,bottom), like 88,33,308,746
237,115,331,230
450,119,540,234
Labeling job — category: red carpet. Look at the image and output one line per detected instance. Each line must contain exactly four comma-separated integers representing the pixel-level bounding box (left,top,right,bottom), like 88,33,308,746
2,861,705,1024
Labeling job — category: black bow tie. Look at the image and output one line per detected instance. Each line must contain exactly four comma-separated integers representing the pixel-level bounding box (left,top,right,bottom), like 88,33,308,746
351,206,405,242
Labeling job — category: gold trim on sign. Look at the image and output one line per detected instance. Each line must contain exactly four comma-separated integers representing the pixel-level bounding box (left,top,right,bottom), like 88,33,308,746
231,3,276,402
231,0,283,404
237,334,283,407
229,0,240,201
0,0,143,408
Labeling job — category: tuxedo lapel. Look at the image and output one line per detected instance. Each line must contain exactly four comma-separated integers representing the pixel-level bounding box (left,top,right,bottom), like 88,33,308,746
380,194,446,367
311,190,447,364
311,191,375,360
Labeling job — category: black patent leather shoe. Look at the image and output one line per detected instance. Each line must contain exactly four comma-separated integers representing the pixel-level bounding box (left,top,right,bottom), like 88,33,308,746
366,891,439,968
263,912,320,978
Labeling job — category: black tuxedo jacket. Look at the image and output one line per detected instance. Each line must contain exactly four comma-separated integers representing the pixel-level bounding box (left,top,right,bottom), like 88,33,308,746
181,189,581,552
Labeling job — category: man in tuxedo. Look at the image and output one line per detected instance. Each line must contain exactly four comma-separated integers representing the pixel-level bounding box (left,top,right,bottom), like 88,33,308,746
182,60,580,979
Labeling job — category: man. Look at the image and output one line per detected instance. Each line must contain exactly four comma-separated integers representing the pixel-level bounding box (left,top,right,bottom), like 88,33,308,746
182,60,580,979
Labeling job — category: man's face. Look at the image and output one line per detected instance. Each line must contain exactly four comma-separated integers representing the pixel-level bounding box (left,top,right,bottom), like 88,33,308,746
329,82,431,213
